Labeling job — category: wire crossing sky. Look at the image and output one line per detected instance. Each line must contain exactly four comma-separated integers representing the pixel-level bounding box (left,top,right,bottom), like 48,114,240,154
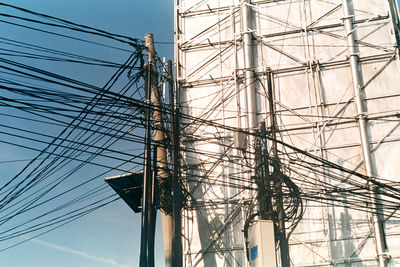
0,1,173,266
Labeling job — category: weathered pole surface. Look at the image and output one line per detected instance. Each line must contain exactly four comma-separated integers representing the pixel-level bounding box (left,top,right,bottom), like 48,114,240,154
341,2,387,266
267,70,290,267
168,60,183,267
144,33,173,267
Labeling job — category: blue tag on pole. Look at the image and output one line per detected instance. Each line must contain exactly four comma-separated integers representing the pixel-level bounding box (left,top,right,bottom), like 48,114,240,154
250,245,258,261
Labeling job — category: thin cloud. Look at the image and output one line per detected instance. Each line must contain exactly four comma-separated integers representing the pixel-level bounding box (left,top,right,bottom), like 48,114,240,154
31,238,133,267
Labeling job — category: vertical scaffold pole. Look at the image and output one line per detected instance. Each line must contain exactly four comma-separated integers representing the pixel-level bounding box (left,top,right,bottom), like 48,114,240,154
342,2,387,266
242,0,257,131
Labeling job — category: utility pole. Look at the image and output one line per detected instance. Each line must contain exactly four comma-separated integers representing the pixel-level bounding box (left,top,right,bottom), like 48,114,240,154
139,61,152,267
266,70,290,267
261,119,273,220
144,33,173,267
148,146,157,267
168,60,183,267
255,119,272,220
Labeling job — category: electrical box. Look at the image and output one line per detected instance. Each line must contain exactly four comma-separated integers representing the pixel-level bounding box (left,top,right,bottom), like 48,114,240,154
248,220,277,267
234,131,247,150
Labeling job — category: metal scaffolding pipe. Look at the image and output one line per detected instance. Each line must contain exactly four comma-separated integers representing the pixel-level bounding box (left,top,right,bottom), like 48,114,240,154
342,1,387,266
242,0,257,131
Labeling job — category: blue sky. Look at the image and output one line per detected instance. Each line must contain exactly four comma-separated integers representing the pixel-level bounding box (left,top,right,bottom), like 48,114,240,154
0,0,173,266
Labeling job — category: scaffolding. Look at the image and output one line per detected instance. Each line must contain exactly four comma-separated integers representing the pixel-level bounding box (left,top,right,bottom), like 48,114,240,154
174,0,400,266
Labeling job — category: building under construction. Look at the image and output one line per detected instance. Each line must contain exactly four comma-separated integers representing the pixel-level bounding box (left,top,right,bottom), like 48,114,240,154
173,0,400,266
2,1,400,266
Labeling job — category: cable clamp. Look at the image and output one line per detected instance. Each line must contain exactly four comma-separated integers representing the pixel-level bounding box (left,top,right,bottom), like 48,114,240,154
340,15,355,20
355,112,368,120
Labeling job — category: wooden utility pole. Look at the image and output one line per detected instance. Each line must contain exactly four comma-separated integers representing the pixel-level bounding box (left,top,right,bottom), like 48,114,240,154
144,33,173,267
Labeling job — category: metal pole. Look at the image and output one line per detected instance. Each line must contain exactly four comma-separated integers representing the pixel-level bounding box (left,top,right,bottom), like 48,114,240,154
144,33,173,267
168,60,183,267
342,2,387,266
148,145,158,267
139,62,152,267
242,0,257,131
267,70,290,267
260,119,273,219
255,119,271,220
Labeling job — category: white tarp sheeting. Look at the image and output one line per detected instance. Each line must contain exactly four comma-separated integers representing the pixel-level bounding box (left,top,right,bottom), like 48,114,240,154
175,0,400,266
